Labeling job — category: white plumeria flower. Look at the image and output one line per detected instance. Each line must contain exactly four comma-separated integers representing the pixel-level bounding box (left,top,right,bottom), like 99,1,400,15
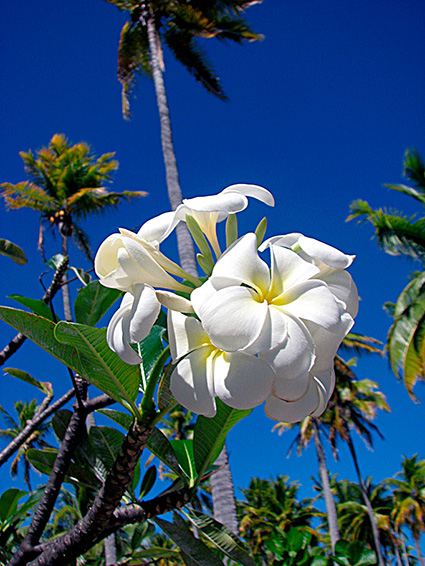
174,184,274,256
106,284,161,365
260,233,359,317
94,229,192,294
191,233,344,381
168,310,275,417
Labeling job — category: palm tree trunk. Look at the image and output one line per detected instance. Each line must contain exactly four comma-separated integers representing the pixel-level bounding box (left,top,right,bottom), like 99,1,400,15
346,434,385,566
210,445,239,535
144,5,197,277
402,539,410,566
312,419,340,552
61,235,73,322
144,4,239,538
413,532,425,566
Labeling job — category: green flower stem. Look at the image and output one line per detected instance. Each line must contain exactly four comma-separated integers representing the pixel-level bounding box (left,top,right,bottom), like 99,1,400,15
139,345,171,423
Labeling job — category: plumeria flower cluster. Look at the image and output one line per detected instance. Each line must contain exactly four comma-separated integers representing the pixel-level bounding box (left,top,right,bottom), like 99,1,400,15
95,184,358,423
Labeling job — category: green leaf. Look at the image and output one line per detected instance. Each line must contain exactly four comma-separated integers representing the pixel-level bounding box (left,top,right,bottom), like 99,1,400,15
147,427,186,480
127,547,182,562
254,216,267,247
97,408,133,431
26,448,99,488
7,294,54,321
186,215,214,266
139,465,157,499
47,254,66,270
89,426,124,470
155,513,223,566
54,321,140,413
0,239,27,264
0,307,140,414
183,507,255,566
193,398,251,478
69,266,91,286
139,325,166,381
170,439,196,484
2,367,51,394
0,488,27,522
74,280,122,326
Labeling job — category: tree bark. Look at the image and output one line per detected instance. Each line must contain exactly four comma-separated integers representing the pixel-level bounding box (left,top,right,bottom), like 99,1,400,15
346,434,385,566
312,419,340,552
210,445,239,535
413,532,425,566
61,236,73,322
145,7,197,277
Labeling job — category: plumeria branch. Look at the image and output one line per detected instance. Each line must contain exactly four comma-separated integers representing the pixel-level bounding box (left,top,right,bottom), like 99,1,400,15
0,257,69,367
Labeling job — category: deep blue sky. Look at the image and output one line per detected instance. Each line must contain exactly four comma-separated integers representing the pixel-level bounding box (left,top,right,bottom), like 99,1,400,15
0,0,424,527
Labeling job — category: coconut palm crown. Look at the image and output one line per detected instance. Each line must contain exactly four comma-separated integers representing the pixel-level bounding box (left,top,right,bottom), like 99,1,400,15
1,133,146,262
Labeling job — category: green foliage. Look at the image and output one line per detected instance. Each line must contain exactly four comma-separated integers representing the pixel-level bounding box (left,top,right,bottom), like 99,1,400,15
8,294,54,321
74,280,122,326
2,368,52,395
0,239,27,265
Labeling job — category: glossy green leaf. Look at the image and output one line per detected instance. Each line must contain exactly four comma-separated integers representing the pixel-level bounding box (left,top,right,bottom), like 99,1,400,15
74,280,122,326
54,321,140,413
97,408,133,431
26,448,99,488
193,398,251,477
139,465,157,499
146,427,185,480
170,439,196,483
69,266,91,286
2,367,51,394
89,426,124,470
139,324,167,381
184,507,255,566
155,513,222,566
0,239,27,264
0,489,26,522
7,294,54,321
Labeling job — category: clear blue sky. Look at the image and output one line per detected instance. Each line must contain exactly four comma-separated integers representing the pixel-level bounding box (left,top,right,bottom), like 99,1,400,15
0,0,424,526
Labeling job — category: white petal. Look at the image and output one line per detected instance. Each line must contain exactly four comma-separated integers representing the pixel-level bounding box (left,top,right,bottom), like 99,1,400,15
94,234,123,278
195,285,268,352
128,284,161,343
170,346,216,417
259,233,302,252
213,351,274,410
156,290,194,313
247,304,288,353
210,233,270,293
168,310,209,360
221,183,275,207
137,210,179,245
299,235,355,269
307,312,353,372
106,303,143,365
313,368,336,405
180,192,247,214
310,377,328,417
273,371,310,401
264,377,320,423
278,280,341,331
269,245,319,295
259,313,315,381
322,271,359,318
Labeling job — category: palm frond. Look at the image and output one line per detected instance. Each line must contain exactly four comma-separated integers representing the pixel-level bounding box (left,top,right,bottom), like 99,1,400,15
117,21,151,119
1,182,55,212
72,223,93,263
403,148,425,191
340,332,383,356
164,28,227,100
66,187,145,219
348,199,425,263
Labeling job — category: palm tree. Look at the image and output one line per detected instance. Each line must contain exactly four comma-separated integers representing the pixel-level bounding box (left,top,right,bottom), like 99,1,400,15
0,400,52,491
1,133,145,321
105,0,263,275
238,475,318,566
387,455,425,566
323,356,390,566
349,147,425,399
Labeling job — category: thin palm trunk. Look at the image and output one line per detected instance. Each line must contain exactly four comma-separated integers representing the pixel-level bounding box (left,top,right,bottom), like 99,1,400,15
210,445,239,535
61,235,73,322
402,539,410,566
145,6,197,276
144,4,238,535
346,434,385,566
413,532,425,566
312,419,340,552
